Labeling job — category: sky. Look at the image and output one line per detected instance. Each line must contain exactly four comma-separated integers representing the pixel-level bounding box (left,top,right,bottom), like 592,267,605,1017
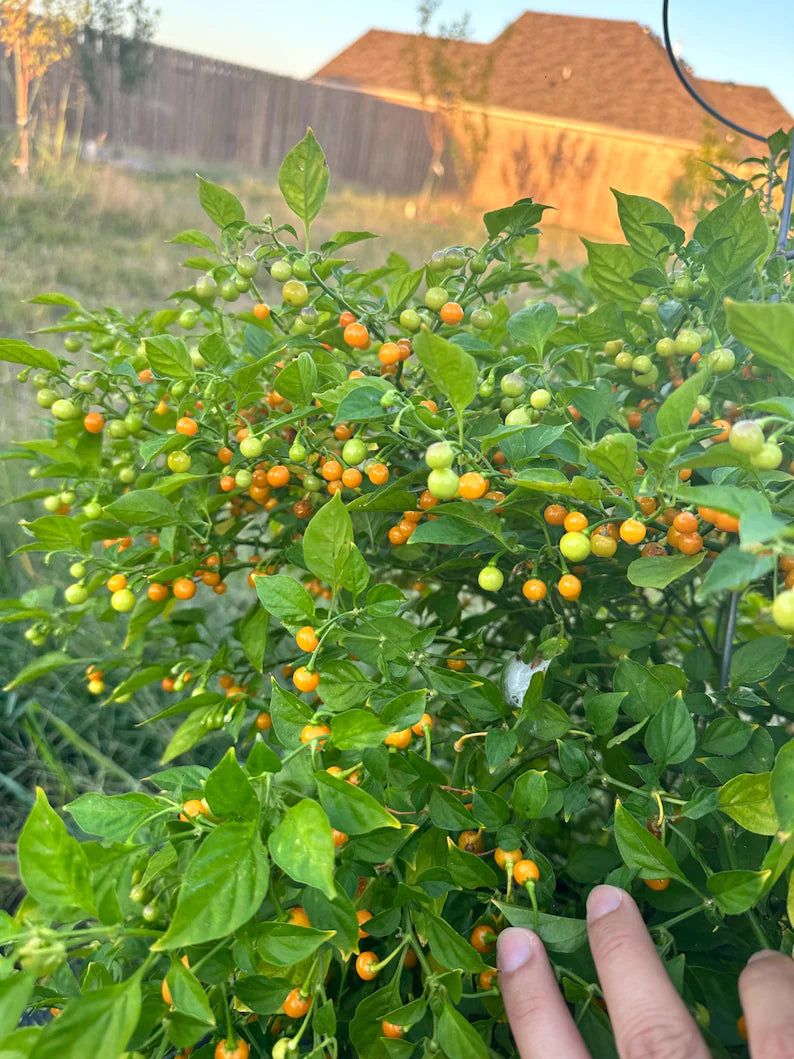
154,0,794,115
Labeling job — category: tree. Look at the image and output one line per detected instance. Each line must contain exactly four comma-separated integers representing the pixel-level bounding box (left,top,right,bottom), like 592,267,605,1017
0,0,157,178
78,0,158,101
0,1,76,176
669,116,741,217
410,1,506,213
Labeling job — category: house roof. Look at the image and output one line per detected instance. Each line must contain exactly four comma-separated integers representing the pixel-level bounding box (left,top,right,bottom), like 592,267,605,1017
311,11,792,144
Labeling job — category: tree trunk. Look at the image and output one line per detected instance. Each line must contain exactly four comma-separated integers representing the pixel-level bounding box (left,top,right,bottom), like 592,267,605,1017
417,110,446,220
13,38,30,177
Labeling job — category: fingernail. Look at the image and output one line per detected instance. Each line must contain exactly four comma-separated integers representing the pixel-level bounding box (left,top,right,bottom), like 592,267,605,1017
748,949,777,963
497,927,536,973
587,885,623,922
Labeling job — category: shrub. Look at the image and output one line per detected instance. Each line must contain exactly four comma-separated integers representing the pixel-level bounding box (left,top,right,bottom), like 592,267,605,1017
1,128,793,1057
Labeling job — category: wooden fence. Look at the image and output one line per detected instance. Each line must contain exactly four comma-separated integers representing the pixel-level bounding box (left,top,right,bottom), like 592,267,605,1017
0,38,453,194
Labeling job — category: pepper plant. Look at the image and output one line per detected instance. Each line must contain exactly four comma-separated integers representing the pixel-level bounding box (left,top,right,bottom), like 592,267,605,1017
1,128,794,1058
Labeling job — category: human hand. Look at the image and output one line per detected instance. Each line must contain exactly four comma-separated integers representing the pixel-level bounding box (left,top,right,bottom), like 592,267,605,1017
497,884,794,1058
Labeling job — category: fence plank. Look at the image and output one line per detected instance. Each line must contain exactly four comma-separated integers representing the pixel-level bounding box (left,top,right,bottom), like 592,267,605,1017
0,38,442,194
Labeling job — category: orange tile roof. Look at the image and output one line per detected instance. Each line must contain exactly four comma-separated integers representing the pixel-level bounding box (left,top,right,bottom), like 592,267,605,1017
311,11,792,145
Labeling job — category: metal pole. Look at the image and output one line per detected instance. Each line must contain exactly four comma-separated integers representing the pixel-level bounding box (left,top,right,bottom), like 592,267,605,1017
775,129,794,254
719,592,740,690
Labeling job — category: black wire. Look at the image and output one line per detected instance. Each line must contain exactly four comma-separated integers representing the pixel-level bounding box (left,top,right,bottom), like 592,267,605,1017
661,0,768,143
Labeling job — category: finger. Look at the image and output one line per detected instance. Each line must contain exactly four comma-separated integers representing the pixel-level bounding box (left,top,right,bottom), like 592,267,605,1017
497,927,590,1059
738,949,794,1057
586,885,709,1059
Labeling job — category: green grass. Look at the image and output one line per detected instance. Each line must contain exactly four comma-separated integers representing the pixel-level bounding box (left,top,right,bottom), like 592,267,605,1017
0,157,584,340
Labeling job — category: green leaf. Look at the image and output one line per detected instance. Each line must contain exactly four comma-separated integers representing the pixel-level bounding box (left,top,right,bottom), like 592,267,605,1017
429,788,480,831
612,190,674,260
204,749,259,820
507,301,558,356
18,788,95,914
613,659,668,720
240,604,268,673
707,869,771,915
278,128,329,238
437,1001,489,1059
331,709,391,750
246,738,282,778
155,822,268,949
340,543,370,596
493,903,588,952
144,335,194,381
4,651,75,691
104,489,179,528
255,574,315,625
323,229,378,250
197,175,245,229
413,327,478,423
28,978,140,1059
725,299,794,380
167,228,217,250
0,338,60,372
423,910,488,972
66,792,165,842
255,922,335,966
303,886,360,953
587,432,637,489
159,709,214,763
303,492,353,586
679,483,760,519
695,194,769,289
268,678,313,748
483,198,548,238
275,351,318,405
409,519,487,546
567,378,615,428
698,718,754,756
21,514,83,552
517,698,570,740
485,729,517,771
513,769,549,818
644,696,696,766
233,976,292,1015
335,386,389,424
314,770,399,835
585,692,626,735
0,974,34,1039
386,268,424,314
719,772,778,835
699,547,774,598
613,800,686,882
656,368,709,437
771,739,794,835
730,637,787,685
163,955,215,1025
268,799,336,899
582,239,652,307
28,291,83,308
445,842,498,890
627,552,705,589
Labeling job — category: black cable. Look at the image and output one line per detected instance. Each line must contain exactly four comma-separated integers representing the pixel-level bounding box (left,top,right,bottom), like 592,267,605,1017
661,0,768,143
